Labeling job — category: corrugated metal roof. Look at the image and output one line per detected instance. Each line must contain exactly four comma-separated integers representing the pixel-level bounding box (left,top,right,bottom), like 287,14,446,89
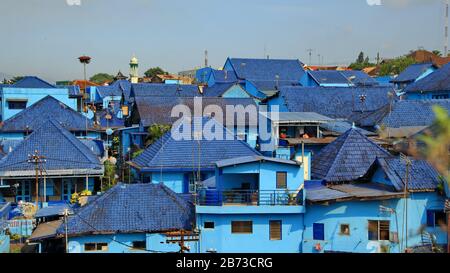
28,220,62,242
263,112,333,124
216,155,299,168
35,203,73,218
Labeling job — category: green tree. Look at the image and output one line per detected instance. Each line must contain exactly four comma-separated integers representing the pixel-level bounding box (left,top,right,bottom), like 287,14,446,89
348,52,375,70
379,56,416,76
102,160,117,191
145,124,171,147
417,106,450,185
432,50,442,57
144,67,168,78
9,76,24,84
90,73,114,84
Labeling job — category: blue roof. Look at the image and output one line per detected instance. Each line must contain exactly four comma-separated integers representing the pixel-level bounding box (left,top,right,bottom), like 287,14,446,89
380,99,450,128
311,128,391,182
277,86,395,121
308,70,349,85
97,104,125,129
340,70,379,86
403,62,450,93
0,139,22,158
13,76,55,88
55,85,82,97
35,203,74,218
57,183,194,236
134,96,257,127
376,157,441,192
132,117,261,171
131,83,200,98
79,139,105,158
392,63,435,83
210,69,238,83
0,119,103,176
202,83,237,97
216,155,299,168
227,58,305,81
0,96,95,132
95,80,132,102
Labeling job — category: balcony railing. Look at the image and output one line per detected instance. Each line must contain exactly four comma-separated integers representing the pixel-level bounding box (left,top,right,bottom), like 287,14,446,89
197,189,303,206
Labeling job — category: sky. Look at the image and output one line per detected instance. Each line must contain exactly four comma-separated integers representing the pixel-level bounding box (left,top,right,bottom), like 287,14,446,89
0,0,447,82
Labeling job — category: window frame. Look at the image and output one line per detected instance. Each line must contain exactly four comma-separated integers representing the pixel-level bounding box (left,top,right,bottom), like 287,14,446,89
7,99,28,110
131,241,146,250
231,221,253,234
269,220,282,240
84,242,108,252
204,221,215,229
340,224,350,236
368,220,390,241
276,172,287,189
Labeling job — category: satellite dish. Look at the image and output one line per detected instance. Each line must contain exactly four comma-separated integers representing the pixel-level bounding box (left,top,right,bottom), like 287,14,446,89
68,241,81,253
106,128,113,136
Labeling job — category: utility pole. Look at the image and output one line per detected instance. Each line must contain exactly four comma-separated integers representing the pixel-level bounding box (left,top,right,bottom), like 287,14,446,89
28,150,45,208
204,50,208,67
64,208,69,253
401,153,411,252
306,49,313,65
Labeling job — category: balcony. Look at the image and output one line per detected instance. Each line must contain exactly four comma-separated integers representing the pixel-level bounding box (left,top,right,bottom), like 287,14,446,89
197,189,303,206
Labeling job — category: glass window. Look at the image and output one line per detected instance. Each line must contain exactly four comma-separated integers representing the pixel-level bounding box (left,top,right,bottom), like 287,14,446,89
132,241,146,250
368,220,390,241
7,100,27,109
340,224,350,235
204,222,215,229
313,223,324,240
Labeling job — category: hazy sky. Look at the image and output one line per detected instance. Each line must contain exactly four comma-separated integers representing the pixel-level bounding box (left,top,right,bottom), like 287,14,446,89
0,0,446,81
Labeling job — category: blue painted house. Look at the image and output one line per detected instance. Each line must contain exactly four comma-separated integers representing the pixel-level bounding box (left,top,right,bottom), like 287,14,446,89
0,95,100,140
392,63,437,91
195,67,214,84
89,80,132,110
403,62,450,100
303,128,447,253
0,119,103,204
196,155,305,253
0,76,79,121
130,117,261,194
55,183,197,253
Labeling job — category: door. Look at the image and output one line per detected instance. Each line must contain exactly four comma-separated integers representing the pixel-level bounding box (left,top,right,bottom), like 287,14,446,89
62,179,76,201
16,181,31,202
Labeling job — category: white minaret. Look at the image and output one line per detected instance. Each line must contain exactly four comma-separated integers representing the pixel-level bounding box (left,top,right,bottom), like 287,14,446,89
130,55,139,83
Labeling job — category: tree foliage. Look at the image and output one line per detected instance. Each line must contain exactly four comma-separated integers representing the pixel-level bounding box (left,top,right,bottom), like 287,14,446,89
90,73,114,84
348,52,375,70
102,160,117,191
144,67,168,78
145,124,171,147
417,106,450,185
378,56,416,76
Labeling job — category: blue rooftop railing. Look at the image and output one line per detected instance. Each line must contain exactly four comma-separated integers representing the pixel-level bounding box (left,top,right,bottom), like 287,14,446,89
197,189,303,206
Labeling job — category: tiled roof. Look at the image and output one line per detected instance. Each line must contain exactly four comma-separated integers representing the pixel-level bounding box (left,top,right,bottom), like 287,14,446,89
0,119,103,177
277,86,395,120
57,183,194,236
95,80,132,102
311,128,391,182
210,69,238,83
202,83,237,97
227,58,305,81
13,76,55,88
376,158,442,192
132,117,261,171
380,99,450,128
56,85,82,97
0,96,95,132
308,70,349,85
392,63,435,83
134,97,257,127
403,62,450,93
35,203,74,218
131,83,200,98
340,70,379,86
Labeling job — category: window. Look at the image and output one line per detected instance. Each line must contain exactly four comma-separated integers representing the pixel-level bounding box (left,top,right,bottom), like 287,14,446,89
340,224,350,235
368,220,390,241
313,223,324,240
269,220,282,240
276,172,287,189
204,222,215,229
231,221,253,234
432,94,449,99
84,243,108,252
427,210,447,228
132,241,146,250
7,100,27,110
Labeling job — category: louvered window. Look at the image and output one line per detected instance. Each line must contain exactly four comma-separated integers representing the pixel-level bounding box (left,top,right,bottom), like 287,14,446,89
231,221,253,234
269,220,282,240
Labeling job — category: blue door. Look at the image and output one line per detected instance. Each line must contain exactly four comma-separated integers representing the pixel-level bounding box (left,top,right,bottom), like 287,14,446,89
62,179,76,201
16,181,31,202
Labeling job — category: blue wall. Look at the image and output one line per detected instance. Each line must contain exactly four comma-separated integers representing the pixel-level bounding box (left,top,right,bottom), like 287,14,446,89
303,192,447,253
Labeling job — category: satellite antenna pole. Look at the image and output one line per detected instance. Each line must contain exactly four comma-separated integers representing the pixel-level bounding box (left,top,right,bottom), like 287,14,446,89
204,50,208,67
306,49,313,65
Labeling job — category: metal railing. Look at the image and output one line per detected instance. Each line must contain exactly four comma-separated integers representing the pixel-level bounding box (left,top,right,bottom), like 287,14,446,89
197,189,303,206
